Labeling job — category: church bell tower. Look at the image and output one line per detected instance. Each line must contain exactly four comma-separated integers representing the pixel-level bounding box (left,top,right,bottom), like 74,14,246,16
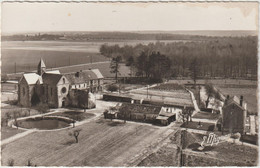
37,58,46,76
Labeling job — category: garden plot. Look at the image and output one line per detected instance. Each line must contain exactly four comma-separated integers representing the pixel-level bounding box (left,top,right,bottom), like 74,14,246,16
1,118,172,166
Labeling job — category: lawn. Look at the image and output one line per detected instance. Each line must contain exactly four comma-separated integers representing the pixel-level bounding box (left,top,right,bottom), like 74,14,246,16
193,111,220,120
47,111,95,121
1,118,169,166
1,127,25,140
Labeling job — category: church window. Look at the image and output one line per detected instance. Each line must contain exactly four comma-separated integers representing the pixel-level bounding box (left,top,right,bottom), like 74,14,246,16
61,87,67,94
23,87,25,96
63,78,65,84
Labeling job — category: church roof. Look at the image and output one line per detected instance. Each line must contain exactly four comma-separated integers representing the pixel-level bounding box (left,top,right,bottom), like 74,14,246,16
42,73,63,85
21,73,42,85
45,70,60,74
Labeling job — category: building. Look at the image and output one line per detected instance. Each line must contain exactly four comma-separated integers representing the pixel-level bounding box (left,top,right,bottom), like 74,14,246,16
64,69,103,93
18,59,103,108
222,95,247,134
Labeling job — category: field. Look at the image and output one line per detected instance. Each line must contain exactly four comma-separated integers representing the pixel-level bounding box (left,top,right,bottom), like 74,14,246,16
128,84,193,107
2,40,132,78
168,79,258,114
2,40,178,74
1,118,172,166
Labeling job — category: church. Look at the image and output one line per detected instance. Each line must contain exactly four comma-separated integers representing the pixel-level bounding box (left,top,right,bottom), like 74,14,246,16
18,59,104,108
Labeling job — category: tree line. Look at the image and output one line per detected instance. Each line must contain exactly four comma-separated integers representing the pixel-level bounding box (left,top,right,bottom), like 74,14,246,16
100,36,257,81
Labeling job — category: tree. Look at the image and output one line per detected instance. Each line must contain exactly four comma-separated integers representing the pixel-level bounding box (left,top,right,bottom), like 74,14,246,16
69,129,82,143
13,110,20,129
231,132,241,143
7,159,14,166
204,83,221,108
78,90,89,112
110,56,122,83
107,84,118,92
189,57,200,86
126,56,135,76
178,109,188,123
26,159,37,167
35,103,49,116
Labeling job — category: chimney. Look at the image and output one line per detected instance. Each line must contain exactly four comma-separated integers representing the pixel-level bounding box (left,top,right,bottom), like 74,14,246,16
240,95,243,106
75,72,80,77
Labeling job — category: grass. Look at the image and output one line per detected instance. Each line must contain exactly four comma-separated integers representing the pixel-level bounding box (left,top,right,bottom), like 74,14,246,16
1,127,25,140
169,79,257,115
1,118,168,166
181,121,215,132
47,111,95,121
193,111,220,120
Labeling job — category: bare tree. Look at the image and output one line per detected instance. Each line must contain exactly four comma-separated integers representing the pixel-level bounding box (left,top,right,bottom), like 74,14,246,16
7,159,14,166
69,129,82,143
13,110,20,129
189,57,200,86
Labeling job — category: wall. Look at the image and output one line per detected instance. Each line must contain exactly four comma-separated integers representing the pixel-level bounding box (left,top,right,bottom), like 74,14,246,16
56,76,70,108
222,103,246,133
18,78,30,107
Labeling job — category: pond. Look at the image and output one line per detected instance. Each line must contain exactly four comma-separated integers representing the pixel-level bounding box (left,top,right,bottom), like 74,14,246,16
15,117,72,130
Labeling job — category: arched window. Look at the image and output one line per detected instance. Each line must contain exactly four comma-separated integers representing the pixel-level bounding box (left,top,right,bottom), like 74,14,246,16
23,87,25,96
63,78,65,84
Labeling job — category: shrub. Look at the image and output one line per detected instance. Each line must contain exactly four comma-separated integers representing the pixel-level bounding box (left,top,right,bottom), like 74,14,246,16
107,84,118,92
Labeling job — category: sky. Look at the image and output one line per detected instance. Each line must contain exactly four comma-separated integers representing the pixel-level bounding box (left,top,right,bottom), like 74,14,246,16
1,2,258,34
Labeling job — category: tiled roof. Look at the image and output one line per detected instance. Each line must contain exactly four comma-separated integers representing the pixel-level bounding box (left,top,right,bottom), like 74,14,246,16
63,69,103,85
91,69,104,79
42,73,63,85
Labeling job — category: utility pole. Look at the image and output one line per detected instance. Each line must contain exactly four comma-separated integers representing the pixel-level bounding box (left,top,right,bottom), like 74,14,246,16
147,85,149,98
14,62,16,74
91,55,93,69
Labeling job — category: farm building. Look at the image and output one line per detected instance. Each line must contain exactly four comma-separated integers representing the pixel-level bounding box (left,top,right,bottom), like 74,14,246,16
104,103,187,126
18,58,103,108
117,103,161,123
222,95,247,134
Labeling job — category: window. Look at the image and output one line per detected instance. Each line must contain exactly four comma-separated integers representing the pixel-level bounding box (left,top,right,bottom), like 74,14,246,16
61,87,67,94
23,87,25,96
51,88,53,96
63,78,65,84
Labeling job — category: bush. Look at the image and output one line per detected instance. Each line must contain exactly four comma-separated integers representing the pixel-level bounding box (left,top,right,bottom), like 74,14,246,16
107,84,118,92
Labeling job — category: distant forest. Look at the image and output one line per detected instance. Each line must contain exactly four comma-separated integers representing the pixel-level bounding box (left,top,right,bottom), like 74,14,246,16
100,36,258,79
